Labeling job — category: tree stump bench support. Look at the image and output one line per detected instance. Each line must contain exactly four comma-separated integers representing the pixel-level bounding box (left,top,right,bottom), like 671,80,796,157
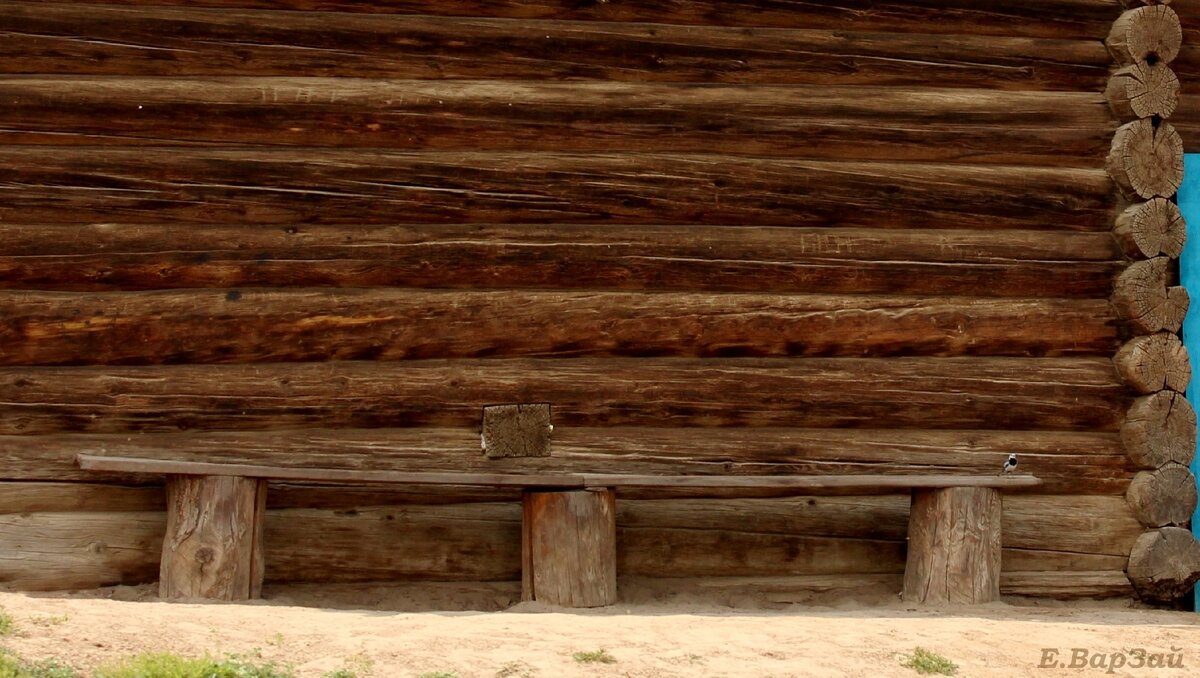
76,455,1038,606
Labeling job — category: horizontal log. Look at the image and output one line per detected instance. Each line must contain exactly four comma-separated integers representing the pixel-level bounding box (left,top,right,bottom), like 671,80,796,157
0,290,1122,366
0,224,1126,297
0,2,1116,77
0,78,1114,166
0,493,1141,592
1,428,1133,495
0,148,1116,230
0,358,1128,435
0,482,163,513
998,571,1133,599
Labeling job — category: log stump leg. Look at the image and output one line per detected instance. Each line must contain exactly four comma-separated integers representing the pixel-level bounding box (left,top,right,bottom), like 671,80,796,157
521,488,617,608
903,487,1002,605
160,474,267,601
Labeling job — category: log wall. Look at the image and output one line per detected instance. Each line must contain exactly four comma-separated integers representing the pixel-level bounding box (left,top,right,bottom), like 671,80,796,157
0,0,1180,602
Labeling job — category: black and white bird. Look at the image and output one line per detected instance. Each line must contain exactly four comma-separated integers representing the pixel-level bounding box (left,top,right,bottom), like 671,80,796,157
1001,453,1018,474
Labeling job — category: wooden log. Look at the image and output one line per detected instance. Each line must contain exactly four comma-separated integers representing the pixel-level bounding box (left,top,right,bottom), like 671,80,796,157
1000,571,1132,599
1126,463,1197,527
1111,257,1189,334
264,503,522,583
0,224,1125,298
0,357,1128,435
1126,527,1200,601
1113,332,1191,394
0,495,1143,593
1105,61,1180,119
3,428,1132,496
0,147,1116,231
902,487,1002,605
1108,5,1183,66
159,474,267,600
0,1,1118,57
0,511,164,591
1113,198,1186,259
0,482,163,513
482,404,551,459
0,290,1121,366
1122,391,1198,468
522,489,617,607
1106,119,1184,200
0,78,1113,166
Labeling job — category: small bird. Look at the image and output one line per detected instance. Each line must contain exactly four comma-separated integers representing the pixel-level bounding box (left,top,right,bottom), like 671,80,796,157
1001,454,1018,475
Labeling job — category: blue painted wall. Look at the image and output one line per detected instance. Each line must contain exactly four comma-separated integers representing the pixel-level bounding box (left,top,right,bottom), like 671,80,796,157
1177,154,1200,610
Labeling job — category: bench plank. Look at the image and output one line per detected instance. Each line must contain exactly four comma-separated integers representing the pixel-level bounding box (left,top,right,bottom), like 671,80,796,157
77,455,1042,489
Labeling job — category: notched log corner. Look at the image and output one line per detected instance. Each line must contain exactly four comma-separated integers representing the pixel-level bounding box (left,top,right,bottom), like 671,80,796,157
1127,527,1200,602
1126,463,1197,527
1122,390,1197,468
1106,119,1184,200
482,403,553,459
1112,257,1188,334
1107,5,1182,67
1113,332,1190,394
1114,198,1186,259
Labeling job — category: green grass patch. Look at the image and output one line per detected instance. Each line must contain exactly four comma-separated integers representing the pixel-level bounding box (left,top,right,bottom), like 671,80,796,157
0,608,14,637
94,652,293,678
0,649,80,678
572,650,616,665
416,672,458,678
321,671,356,678
901,648,958,676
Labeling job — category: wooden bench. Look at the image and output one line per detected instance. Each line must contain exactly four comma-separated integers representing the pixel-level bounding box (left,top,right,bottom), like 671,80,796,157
76,454,1041,608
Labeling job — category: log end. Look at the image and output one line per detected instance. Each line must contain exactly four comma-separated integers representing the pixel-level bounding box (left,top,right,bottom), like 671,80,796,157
1114,198,1186,259
1127,527,1200,602
1107,120,1184,200
482,403,552,458
1113,257,1189,334
1122,391,1198,468
1107,5,1183,67
1114,332,1191,394
1126,463,1198,527
1106,62,1180,120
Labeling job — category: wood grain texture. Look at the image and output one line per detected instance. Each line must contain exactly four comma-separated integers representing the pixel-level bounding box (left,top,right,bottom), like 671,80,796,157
1112,257,1189,334
0,224,1125,298
0,358,1128,435
1126,527,1200,602
1108,5,1183,65
1105,62,1180,120
1106,119,1185,200
1126,463,1197,527
0,0,1118,46
0,147,1116,230
483,404,551,459
1122,390,1198,468
903,487,1002,604
1113,199,1186,259
0,290,1122,366
3,428,1131,495
0,78,1114,166
0,494,1141,591
522,490,617,607
0,482,163,513
160,474,266,600
1113,332,1191,394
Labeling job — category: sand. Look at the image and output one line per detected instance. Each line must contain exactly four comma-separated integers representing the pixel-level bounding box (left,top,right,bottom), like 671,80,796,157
3,587,1200,677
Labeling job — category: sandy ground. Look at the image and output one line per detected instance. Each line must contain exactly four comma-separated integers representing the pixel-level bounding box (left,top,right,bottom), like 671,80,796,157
3,588,1200,677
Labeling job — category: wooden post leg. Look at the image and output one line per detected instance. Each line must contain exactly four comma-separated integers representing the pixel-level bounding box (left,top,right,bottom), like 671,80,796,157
160,474,267,601
903,487,1001,605
521,488,617,608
